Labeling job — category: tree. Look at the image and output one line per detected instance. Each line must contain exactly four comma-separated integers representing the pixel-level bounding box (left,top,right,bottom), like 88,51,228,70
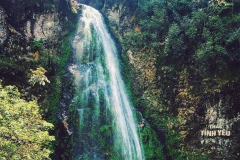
28,67,50,86
0,82,54,160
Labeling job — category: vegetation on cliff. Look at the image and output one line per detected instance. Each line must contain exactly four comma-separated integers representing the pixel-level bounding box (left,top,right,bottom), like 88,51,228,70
119,0,240,159
0,82,54,160
1,0,240,159
0,0,78,159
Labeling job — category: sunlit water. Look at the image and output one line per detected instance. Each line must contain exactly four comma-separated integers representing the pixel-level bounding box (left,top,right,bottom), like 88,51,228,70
70,4,144,160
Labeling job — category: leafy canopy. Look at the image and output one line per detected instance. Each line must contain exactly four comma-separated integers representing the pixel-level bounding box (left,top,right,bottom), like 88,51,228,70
29,67,50,86
0,82,54,160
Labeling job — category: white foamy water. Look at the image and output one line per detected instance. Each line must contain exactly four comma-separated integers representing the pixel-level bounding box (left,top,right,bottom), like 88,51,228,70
71,4,144,160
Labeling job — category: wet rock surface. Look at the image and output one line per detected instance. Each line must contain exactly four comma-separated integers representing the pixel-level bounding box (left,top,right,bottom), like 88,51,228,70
0,7,7,46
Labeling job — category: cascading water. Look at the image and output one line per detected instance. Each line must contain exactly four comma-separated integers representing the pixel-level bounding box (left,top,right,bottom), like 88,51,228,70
70,4,145,160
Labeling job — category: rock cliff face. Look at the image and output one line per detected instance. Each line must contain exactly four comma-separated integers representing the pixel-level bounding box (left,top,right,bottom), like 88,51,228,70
0,1,77,159
0,7,7,46
0,1,62,54
0,0,73,85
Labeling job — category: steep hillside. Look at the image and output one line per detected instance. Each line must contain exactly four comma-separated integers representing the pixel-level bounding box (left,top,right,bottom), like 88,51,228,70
82,0,240,159
0,0,78,159
1,0,240,159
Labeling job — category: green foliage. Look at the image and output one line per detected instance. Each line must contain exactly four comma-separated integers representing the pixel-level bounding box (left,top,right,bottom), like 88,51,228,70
32,39,43,51
140,124,165,160
120,0,240,159
57,36,73,75
0,55,22,71
0,82,54,160
29,67,50,86
0,0,79,159
133,0,240,96
99,125,112,136
99,125,112,148
164,23,184,56
43,35,72,123
0,55,25,81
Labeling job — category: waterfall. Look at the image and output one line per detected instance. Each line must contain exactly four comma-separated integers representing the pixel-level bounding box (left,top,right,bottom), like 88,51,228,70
70,4,145,160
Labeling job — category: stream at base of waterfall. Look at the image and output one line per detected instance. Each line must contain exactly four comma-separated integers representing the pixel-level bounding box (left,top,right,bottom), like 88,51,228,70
70,4,145,160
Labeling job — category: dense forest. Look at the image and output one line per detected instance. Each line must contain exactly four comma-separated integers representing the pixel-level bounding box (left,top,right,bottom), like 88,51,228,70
119,0,240,159
0,0,240,159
